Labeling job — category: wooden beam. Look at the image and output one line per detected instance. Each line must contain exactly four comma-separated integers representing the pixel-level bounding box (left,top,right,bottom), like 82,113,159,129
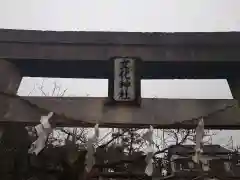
1,29,240,62
1,42,240,62
0,60,22,93
0,59,23,138
1,96,240,129
10,60,240,79
1,29,240,46
0,30,240,79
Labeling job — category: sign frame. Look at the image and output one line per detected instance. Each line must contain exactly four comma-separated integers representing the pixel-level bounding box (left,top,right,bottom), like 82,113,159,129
107,56,142,107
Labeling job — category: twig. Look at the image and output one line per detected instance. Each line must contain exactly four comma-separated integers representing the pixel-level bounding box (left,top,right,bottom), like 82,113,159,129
99,130,127,148
58,128,86,143
179,130,190,144
27,84,36,96
97,130,113,145
154,147,170,156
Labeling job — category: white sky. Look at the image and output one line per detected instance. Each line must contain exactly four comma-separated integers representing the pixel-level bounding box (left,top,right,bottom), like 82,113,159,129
1,0,240,32
1,0,240,146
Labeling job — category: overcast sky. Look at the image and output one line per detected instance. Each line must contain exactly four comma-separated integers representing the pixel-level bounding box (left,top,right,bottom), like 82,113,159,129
1,0,240,32
1,0,240,146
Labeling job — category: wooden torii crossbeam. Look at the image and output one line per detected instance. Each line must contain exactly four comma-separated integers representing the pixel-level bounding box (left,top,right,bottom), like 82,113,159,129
1,96,239,129
1,29,240,129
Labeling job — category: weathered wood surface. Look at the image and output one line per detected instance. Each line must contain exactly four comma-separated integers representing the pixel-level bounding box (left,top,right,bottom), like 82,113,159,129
0,60,22,138
0,60,22,93
9,59,240,79
1,30,240,79
1,40,240,62
1,29,240,62
1,96,240,129
1,29,240,45
0,60,22,116
1,42,240,62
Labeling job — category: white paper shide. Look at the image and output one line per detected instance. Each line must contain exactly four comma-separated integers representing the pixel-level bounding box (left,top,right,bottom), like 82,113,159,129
192,118,205,163
142,125,154,176
28,112,53,155
85,124,99,172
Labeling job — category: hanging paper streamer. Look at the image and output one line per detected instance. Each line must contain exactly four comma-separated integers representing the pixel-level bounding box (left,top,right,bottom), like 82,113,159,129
142,125,154,176
28,112,53,155
114,128,123,148
85,124,99,172
192,118,204,163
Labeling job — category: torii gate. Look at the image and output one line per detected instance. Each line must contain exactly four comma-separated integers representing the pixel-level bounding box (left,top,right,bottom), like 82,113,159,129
0,29,240,129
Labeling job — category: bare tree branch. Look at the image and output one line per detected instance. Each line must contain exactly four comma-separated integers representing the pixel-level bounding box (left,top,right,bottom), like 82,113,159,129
99,130,127,148
58,128,87,144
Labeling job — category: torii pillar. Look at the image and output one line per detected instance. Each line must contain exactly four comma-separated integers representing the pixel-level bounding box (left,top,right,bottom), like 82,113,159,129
228,79,240,104
0,59,22,136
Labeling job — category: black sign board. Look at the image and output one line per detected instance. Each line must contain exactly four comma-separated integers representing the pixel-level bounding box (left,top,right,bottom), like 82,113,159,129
107,57,141,106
